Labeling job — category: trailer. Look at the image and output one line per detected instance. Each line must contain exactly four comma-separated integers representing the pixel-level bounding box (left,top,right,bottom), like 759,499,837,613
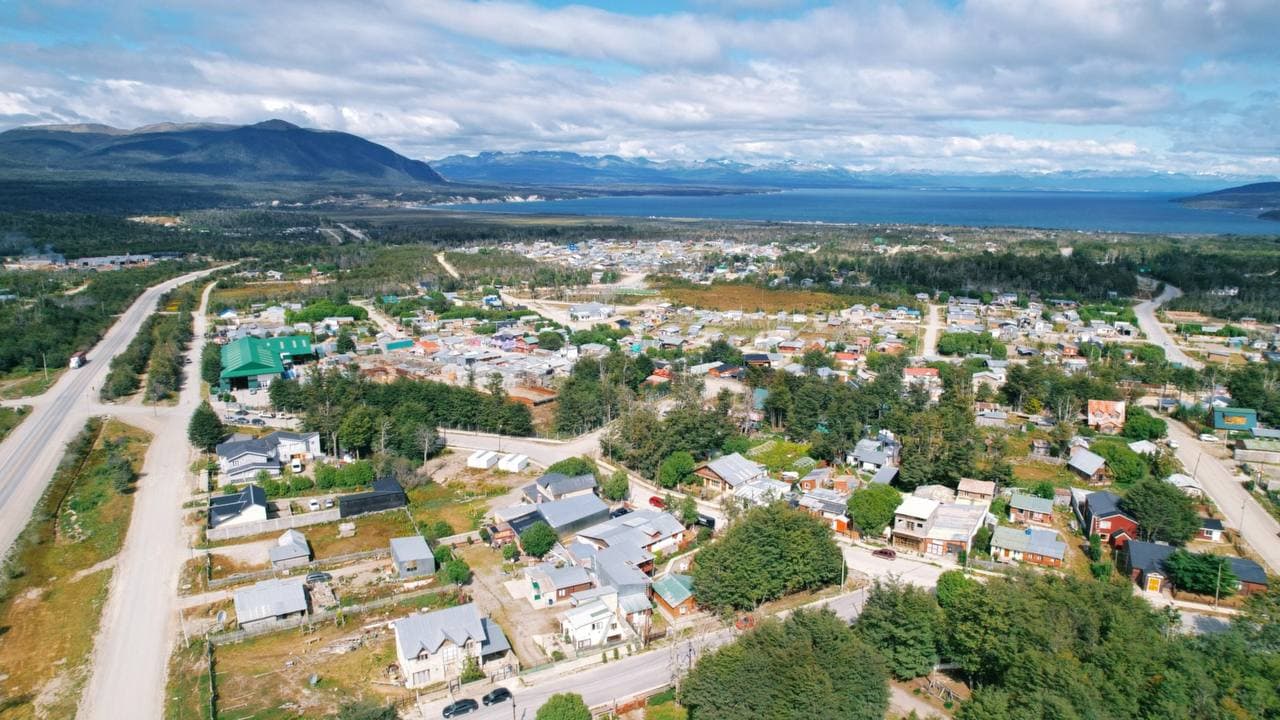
69,351,88,369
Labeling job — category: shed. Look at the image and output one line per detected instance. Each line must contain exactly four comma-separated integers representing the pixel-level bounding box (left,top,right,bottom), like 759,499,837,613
390,536,436,578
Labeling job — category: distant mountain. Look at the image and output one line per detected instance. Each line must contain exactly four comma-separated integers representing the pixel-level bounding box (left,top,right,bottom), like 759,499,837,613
432,150,1245,193
0,119,445,184
1178,182,1280,221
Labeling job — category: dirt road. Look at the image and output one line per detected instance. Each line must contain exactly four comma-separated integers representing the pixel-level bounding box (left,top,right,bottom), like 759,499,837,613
1134,282,1202,369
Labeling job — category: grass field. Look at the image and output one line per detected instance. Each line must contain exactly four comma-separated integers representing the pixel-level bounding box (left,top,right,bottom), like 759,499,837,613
209,281,308,309
0,406,28,442
0,418,152,720
407,479,510,536
746,438,813,473
206,509,420,559
661,283,846,313
0,369,60,400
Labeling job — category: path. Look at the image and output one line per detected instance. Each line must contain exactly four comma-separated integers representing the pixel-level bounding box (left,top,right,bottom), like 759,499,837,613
78,280,217,720
354,298,407,339
436,251,462,280
0,266,221,561
1166,417,1280,574
1134,282,1202,369
919,303,942,359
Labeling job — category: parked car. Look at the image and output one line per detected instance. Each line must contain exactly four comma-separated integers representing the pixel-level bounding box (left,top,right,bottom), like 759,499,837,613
1199,433,1219,443
250,418,266,427
648,496,666,509
442,699,479,717
305,571,332,584
871,548,897,560
1168,440,1180,450
609,507,632,519
290,458,303,473
308,499,320,511
482,687,512,706
695,513,717,530
323,498,335,509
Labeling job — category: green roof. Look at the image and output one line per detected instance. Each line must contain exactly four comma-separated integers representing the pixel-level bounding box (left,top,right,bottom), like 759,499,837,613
653,573,694,607
220,335,311,380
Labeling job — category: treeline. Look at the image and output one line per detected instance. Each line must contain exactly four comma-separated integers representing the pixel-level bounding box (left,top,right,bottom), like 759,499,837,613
781,249,1140,299
602,399,737,480
852,572,1280,720
100,285,198,401
0,260,201,375
267,369,531,460
937,331,1006,358
442,249,592,289
1145,244,1280,321
554,351,654,436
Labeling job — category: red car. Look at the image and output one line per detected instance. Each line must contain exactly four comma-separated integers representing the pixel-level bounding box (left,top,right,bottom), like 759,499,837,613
648,495,666,509
871,548,897,560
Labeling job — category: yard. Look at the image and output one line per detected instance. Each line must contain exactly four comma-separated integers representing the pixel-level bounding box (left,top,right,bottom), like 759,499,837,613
206,509,422,562
745,438,813,474
0,418,151,720
209,281,309,310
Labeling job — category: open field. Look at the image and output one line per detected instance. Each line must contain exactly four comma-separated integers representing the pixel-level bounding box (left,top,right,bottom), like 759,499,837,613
206,508,421,559
0,418,152,720
209,281,308,308
660,283,847,313
0,370,60,400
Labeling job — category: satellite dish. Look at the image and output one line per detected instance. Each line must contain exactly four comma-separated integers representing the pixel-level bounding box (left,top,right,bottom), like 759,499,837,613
216,610,227,624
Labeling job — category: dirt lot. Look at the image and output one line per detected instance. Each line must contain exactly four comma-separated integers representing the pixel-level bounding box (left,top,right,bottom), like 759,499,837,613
456,544,559,667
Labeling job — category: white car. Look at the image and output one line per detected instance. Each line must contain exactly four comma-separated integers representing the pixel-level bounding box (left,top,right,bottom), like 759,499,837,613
308,499,320,511
1167,440,1179,450
1198,433,1219,443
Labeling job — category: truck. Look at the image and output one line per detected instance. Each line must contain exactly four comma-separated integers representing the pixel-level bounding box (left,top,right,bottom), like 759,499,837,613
68,351,88,369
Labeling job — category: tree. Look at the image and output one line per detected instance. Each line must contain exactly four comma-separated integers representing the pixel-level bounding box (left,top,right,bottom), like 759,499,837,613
601,470,630,501
546,456,598,478
679,494,699,526
1121,478,1199,544
934,570,980,609
537,330,565,351
1164,550,1236,597
847,484,903,536
679,609,889,720
336,329,356,353
854,581,943,679
693,504,843,611
338,406,378,453
501,543,520,561
1092,440,1149,486
1123,406,1167,440
536,693,590,720
658,451,696,489
440,558,472,586
187,401,226,451
520,521,557,558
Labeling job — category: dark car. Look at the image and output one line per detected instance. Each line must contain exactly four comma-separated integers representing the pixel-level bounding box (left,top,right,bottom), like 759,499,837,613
871,548,897,560
482,687,513,706
305,571,333,584
442,699,479,718
609,506,632,519
695,513,717,530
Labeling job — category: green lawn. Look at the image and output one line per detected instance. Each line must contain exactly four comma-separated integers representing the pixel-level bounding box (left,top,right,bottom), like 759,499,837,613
0,405,29,442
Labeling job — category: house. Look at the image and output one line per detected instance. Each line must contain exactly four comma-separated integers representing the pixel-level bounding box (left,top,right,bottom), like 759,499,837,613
390,536,436,578
798,488,853,535
268,529,311,569
1072,490,1138,547
1213,407,1257,432
576,510,687,557
1162,473,1203,498
1030,439,1052,459
991,526,1067,567
1198,517,1224,543
523,472,598,504
913,484,957,503
693,453,768,494
904,367,941,389
1233,438,1280,465
569,302,614,322
233,578,308,631
975,410,1009,428
848,438,895,472
532,493,611,537
1008,493,1054,526
394,603,513,688
558,594,628,649
1087,399,1126,434
652,574,696,619
337,476,408,518
869,466,898,486
216,431,323,484
525,563,594,606
1127,440,1160,456
956,479,995,505
208,484,268,529
1067,446,1109,484
734,477,792,506
891,496,939,552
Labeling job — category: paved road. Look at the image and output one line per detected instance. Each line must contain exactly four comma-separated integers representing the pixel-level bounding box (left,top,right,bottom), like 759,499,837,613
1134,282,1202,369
79,279,218,720
443,428,605,468
1166,418,1280,574
0,266,220,561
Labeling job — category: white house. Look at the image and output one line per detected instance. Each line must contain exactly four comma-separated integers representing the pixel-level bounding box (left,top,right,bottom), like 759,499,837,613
208,484,268,529
394,603,513,689
558,591,629,650
216,431,322,484
569,302,614,322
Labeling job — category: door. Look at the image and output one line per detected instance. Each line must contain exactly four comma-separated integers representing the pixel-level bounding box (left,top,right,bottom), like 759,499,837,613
1146,575,1162,592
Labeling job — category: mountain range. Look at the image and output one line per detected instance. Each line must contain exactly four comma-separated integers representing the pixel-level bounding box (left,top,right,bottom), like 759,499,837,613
430,150,1249,194
1177,182,1280,220
0,119,445,184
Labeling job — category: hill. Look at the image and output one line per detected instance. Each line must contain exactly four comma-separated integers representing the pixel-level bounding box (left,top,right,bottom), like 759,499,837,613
0,119,445,184
1178,182,1280,221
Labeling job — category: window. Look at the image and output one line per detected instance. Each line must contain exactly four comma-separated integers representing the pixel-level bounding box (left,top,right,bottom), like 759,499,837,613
412,670,429,685
442,645,460,663
404,560,417,573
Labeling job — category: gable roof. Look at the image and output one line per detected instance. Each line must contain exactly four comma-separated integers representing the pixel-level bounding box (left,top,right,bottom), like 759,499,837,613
702,453,766,488
209,484,267,525
234,578,307,623
268,529,310,563
1010,493,1054,515
1069,447,1107,476
957,478,995,496
394,602,491,657
536,493,610,532
1125,540,1175,575
652,574,694,607
870,466,898,485
535,472,598,497
991,526,1067,560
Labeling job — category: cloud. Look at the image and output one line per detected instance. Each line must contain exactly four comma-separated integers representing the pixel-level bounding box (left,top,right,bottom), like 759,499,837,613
0,0,1277,177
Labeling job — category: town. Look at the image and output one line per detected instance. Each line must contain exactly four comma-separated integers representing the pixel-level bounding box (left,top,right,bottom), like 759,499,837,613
3,215,1278,720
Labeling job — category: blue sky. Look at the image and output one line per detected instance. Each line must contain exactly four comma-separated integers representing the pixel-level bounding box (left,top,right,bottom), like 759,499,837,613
1,0,1278,177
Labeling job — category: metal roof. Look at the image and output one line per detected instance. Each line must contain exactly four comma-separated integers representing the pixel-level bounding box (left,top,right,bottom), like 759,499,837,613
652,574,694,607
234,578,307,623
991,526,1066,560
1010,493,1055,515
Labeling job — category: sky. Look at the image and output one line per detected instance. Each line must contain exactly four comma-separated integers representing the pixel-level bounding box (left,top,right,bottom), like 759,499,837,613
1,0,1278,177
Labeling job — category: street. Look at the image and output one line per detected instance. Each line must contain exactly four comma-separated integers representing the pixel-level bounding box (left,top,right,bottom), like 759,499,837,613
1134,282,1202,370
0,266,221,561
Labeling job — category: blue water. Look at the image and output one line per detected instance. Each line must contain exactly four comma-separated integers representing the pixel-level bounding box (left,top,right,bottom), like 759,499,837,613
442,188,1279,235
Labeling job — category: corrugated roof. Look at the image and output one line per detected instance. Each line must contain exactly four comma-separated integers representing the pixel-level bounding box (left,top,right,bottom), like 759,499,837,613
991,526,1066,560
1010,493,1054,515
234,578,307,623
652,574,694,607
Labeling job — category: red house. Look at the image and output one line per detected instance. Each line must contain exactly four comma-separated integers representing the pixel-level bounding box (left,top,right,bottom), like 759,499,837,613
1072,490,1138,547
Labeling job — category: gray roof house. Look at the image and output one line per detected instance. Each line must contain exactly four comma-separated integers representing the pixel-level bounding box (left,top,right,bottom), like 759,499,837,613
390,536,436,578
536,493,611,536
234,578,308,629
268,529,311,569
523,472,598,503
991,526,1067,565
208,484,268,529
393,602,512,689
1068,446,1108,482
694,452,767,492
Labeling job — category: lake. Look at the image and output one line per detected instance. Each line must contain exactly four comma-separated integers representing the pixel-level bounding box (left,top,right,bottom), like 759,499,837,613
440,188,1280,235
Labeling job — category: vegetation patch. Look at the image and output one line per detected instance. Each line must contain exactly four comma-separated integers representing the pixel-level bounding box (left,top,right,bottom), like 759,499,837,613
0,418,151,719
660,281,846,313
0,405,29,442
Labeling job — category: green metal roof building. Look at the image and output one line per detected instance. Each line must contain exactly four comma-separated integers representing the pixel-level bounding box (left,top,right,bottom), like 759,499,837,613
219,335,313,390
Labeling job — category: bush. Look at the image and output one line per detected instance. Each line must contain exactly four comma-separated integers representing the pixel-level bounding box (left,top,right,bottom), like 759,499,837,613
440,558,472,585
536,693,591,720
847,484,903,536
520,521,557,558
502,543,520,561
602,470,630,501
546,456,598,478
658,451,696,489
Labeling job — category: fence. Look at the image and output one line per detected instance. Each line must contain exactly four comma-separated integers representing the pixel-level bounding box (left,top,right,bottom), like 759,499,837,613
209,585,446,645
206,508,341,542
206,548,391,589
